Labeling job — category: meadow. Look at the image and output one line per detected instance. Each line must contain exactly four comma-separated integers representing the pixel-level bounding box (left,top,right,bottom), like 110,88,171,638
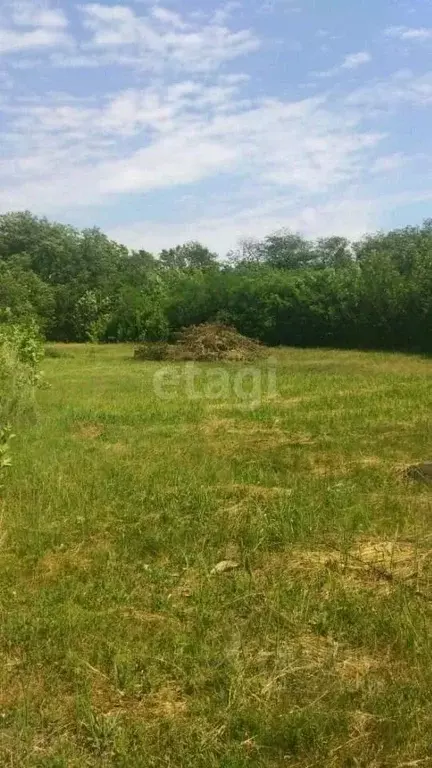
1,343,432,767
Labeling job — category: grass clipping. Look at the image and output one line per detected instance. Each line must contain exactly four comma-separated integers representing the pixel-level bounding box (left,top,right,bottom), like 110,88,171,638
134,324,263,362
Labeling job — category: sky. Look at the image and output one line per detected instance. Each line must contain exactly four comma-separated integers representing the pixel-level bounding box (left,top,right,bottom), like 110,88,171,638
1,0,432,254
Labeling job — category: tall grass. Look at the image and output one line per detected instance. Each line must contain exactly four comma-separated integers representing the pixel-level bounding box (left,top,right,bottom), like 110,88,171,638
1,344,432,766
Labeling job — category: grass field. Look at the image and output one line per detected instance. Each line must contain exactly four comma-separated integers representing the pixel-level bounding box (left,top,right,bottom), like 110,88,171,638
2,344,432,767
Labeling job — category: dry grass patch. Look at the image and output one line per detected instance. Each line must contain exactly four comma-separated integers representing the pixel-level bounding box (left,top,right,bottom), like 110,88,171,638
74,422,104,440
103,441,129,455
201,417,284,439
36,548,92,580
200,417,237,434
201,418,302,455
168,567,204,603
350,539,432,584
263,395,314,407
253,631,388,701
0,670,27,710
216,482,293,499
308,453,384,477
91,677,188,722
214,484,293,528
295,634,383,686
282,631,337,671
119,607,173,624
240,483,292,497
0,667,76,726
308,454,350,477
336,650,383,686
146,684,188,719
261,538,432,596
36,536,112,582
202,418,316,447
356,456,384,467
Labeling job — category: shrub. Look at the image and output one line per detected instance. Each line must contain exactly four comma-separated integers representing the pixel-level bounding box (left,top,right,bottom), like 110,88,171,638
134,342,170,361
0,321,43,488
0,320,44,424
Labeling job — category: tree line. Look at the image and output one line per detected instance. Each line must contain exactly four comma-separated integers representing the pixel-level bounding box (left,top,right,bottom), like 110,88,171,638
1,210,432,352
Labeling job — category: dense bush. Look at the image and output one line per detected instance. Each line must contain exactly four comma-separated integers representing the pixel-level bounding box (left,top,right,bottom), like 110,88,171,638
0,321,43,487
2,210,432,353
134,342,170,361
0,321,43,423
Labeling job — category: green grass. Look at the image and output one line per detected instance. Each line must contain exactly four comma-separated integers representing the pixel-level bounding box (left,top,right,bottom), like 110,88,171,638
2,343,432,766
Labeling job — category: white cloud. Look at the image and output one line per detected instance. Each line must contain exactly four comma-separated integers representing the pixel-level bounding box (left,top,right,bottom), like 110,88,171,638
150,7,189,30
260,0,301,13
0,1,429,256
315,51,371,78
0,77,384,220
106,197,378,255
0,0,69,55
0,28,66,54
211,2,242,26
78,3,259,72
386,26,432,41
341,51,371,69
347,70,432,107
11,1,68,29
371,153,406,173
108,185,432,254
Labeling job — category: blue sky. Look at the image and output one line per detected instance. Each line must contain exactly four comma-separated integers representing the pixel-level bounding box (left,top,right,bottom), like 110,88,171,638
1,0,432,254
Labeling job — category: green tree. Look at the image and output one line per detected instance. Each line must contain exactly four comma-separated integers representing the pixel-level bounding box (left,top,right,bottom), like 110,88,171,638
106,274,169,342
159,241,218,270
314,236,352,268
0,258,55,331
261,230,316,270
0,211,81,284
72,290,112,343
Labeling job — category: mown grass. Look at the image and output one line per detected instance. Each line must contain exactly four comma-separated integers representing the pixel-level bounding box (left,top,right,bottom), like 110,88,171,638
1,344,432,766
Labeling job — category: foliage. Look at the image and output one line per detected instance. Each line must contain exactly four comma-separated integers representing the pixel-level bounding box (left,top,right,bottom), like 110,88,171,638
105,275,170,342
0,321,43,489
134,342,170,361
2,211,432,352
0,257,55,331
159,241,218,269
72,290,112,343
0,321,44,423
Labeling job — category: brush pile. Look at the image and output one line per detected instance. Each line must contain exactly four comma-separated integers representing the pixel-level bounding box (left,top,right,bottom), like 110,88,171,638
134,323,263,362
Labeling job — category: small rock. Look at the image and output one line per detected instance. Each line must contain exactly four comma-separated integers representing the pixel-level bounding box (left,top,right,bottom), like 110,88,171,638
210,560,240,575
405,462,432,484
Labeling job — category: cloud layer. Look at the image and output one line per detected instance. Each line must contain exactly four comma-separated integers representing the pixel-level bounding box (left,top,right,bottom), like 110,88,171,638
0,1,431,252
0,0,69,54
